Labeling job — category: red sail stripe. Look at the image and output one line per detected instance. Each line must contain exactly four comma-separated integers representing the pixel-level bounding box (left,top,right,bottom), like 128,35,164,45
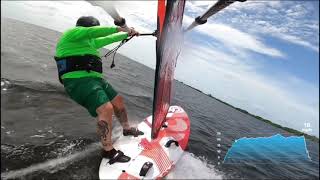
157,0,166,35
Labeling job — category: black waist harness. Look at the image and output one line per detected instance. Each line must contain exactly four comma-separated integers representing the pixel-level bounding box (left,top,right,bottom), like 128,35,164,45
54,55,102,84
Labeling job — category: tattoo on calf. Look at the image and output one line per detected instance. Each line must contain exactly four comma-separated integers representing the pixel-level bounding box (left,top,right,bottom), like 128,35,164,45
97,120,109,141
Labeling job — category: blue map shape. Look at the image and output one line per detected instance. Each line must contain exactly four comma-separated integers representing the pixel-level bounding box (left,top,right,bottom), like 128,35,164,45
223,134,311,164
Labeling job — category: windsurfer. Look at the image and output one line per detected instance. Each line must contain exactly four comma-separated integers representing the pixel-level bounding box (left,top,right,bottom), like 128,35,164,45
55,16,143,163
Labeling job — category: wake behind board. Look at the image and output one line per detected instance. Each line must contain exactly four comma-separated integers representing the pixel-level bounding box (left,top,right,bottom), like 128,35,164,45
99,106,190,179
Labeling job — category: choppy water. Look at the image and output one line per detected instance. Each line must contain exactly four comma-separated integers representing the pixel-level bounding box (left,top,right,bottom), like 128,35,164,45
1,18,319,179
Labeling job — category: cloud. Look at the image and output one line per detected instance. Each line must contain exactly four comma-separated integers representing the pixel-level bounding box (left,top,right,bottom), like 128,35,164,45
272,33,319,52
184,1,319,52
176,42,319,136
1,1,116,32
185,1,212,15
184,15,285,58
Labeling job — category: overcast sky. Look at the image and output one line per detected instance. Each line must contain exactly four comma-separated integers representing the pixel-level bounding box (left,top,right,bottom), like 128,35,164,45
2,1,319,137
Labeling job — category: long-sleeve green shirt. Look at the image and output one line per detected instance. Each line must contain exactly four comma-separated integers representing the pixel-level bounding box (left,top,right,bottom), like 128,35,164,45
55,26,128,79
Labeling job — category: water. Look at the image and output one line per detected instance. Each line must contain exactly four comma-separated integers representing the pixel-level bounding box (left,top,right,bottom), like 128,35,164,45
1,18,319,179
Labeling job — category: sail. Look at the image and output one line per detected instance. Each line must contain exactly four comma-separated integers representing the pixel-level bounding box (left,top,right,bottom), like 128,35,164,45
151,0,186,139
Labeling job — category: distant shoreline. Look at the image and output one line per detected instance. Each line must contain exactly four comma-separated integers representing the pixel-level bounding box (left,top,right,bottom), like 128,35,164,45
176,80,319,142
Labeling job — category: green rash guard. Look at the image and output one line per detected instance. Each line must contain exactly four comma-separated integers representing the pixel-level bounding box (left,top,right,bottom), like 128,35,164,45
55,26,128,79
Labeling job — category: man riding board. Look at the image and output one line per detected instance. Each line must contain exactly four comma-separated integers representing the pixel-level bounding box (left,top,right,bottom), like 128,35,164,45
55,16,143,164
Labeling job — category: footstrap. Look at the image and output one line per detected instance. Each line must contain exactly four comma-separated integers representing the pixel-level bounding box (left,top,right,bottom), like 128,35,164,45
108,150,130,165
123,127,144,137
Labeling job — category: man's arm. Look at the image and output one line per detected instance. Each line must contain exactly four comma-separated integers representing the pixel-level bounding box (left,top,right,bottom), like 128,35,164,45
92,32,128,49
66,26,137,42
66,26,120,42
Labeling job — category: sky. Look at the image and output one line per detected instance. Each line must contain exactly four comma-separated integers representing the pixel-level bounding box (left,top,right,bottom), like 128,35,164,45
1,1,319,137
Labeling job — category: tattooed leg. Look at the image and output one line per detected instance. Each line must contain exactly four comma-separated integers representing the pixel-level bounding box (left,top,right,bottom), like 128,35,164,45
96,102,114,151
97,120,112,148
111,95,130,130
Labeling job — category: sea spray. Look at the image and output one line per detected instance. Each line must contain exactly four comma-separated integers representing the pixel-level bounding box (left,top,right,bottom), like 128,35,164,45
168,152,223,179
1,142,101,180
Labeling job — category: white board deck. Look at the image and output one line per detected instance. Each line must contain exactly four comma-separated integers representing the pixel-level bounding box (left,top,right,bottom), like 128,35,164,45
99,106,190,179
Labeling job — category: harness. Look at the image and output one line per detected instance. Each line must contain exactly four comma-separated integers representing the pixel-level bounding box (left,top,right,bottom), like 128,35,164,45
54,31,156,84
54,54,102,84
